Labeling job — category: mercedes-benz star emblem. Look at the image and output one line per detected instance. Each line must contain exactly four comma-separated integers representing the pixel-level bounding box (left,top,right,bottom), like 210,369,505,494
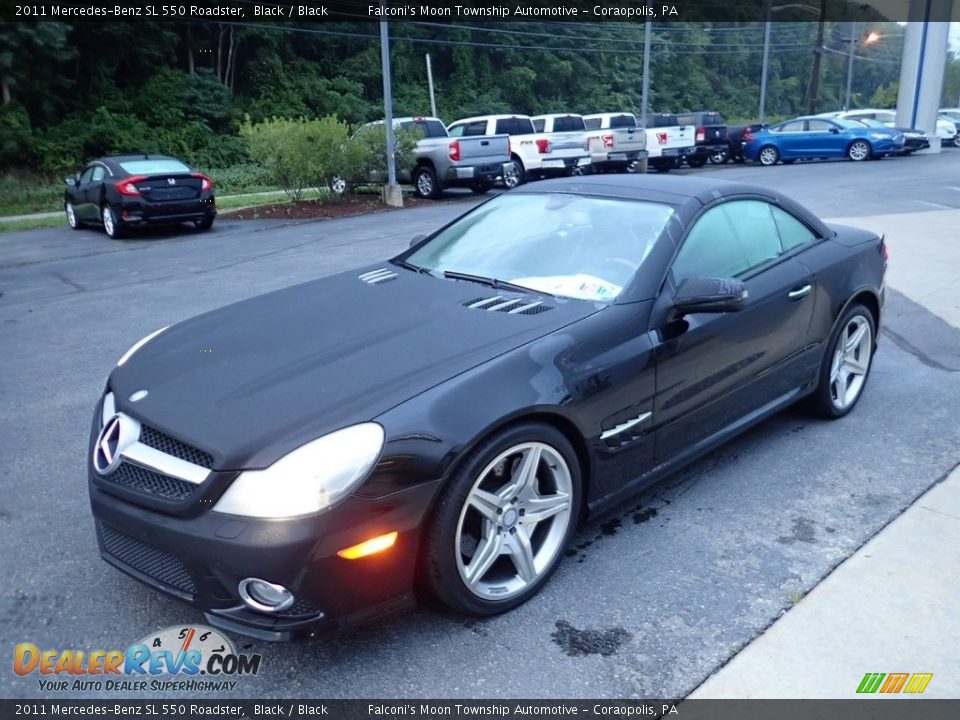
94,415,123,475
129,389,149,402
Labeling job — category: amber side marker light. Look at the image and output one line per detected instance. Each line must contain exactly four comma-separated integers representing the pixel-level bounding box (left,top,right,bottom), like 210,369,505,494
337,531,398,560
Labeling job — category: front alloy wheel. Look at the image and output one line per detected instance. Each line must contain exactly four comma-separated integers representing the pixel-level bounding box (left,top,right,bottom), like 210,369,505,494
425,424,580,615
66,202,81,230
848,140,871,161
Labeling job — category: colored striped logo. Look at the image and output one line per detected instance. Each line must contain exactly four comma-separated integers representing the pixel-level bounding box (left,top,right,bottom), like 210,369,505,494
857,672,933,694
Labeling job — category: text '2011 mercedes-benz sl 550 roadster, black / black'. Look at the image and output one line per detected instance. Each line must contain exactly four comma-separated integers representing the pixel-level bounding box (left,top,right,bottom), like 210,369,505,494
88,175,886,640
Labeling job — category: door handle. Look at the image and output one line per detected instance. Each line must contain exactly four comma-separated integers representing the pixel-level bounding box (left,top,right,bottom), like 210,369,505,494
788,284,812,300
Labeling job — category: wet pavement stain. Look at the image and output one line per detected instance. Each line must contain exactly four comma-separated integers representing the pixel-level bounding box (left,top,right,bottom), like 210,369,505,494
551,619,632,657
600,517,622,537
632,507,658,524
777,517,817,545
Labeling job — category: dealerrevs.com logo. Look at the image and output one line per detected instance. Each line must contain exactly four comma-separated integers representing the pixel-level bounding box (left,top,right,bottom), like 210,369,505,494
13,625,262,693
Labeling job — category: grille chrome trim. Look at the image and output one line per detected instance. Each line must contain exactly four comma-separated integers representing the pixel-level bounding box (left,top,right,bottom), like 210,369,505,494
101,392,116,425
122,442,209,485
508,300,543,314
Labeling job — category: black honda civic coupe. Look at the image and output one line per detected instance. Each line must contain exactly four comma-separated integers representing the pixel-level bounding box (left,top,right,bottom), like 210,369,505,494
88,175,885,640
65,154,216,239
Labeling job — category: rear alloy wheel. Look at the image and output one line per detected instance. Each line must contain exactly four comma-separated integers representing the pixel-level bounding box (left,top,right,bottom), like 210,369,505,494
952,135,960,149
425,424,580,616
626,158,648,173
502,159,525,189
759,146,779,166
413,166,442,199
101,204,124,240
65,202,81,230
808,304,875,419
709,149,729,164
847,140,871,161
328,176,348,195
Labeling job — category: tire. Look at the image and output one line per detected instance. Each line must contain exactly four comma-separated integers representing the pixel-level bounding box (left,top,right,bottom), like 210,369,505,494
651,158,673,173
413,165,442,199
194,217,214,231
101,204,124,240
758,145,779,166
569,164,589,176
470,182,492,195
847,140,871,162
709,149,729,164
65,202,82,230
502,158,526,189
626,158,648,174
952,135,960,149
423,422,582,616
686,156,707,168
806,303,876,419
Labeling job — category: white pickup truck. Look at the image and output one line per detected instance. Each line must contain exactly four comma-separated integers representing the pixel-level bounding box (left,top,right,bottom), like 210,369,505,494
644,113,697,172
582,113,649,173
447,114,590,188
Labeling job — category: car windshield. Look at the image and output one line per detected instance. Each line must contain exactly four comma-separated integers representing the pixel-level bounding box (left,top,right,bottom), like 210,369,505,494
118,159,191,175
404,193,673,302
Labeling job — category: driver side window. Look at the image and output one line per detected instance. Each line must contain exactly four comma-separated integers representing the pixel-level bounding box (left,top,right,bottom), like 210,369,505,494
79,167,95,185
672,200,783,282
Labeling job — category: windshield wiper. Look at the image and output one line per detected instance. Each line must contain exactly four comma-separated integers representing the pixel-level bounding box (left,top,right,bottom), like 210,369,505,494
442,270,553,297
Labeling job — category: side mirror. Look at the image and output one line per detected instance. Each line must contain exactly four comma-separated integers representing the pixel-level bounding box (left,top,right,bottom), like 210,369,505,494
673,276,748,316
65,177,78,187
409,233,425,248
829,128,840,134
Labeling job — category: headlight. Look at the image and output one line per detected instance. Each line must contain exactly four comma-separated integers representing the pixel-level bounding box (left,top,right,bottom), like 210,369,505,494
117,326,169,367
212,423,385,518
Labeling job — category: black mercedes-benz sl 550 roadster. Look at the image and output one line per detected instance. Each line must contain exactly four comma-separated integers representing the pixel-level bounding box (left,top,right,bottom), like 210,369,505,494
88,175,885,640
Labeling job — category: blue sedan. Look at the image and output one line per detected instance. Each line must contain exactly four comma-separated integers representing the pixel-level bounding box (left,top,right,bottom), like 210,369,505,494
744,117,904,165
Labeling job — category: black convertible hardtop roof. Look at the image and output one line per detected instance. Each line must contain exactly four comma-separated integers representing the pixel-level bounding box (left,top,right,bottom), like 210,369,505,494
512,174,830,237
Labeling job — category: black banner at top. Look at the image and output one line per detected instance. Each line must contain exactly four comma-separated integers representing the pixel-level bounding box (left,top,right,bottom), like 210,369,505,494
3,0,958,24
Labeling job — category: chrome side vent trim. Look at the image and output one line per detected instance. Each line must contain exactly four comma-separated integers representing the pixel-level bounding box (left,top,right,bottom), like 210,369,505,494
462,296,554,315
600,412,652,441
359,268,398,284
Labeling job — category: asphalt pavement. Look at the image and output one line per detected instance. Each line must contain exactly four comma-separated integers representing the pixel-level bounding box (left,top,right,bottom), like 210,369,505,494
1,153,959,700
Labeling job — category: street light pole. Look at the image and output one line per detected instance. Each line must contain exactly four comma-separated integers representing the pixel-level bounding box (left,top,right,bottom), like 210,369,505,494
425,53,437,118
844,21,858,111
641,20,651,128
380,20,402,207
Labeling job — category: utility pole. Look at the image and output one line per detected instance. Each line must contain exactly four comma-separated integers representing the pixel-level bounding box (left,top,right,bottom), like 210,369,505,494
380,20,402,207
641,20,651,128
759,3,772,122
425,54,437,118
806,0,828,115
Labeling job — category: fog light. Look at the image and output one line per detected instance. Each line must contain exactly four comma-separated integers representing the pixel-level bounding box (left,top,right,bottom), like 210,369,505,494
238,578,294,614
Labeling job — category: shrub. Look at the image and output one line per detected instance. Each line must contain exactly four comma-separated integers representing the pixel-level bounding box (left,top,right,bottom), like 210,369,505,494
331,123,422,192
240,116,350,201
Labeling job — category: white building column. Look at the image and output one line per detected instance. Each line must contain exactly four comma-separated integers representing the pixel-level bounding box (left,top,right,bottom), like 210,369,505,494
895,1,952,153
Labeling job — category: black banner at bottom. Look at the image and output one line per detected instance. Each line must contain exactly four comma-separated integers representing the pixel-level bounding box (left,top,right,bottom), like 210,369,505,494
2,699,959,720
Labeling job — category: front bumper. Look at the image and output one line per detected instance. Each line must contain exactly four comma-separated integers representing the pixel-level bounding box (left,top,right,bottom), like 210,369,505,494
89,466,441,641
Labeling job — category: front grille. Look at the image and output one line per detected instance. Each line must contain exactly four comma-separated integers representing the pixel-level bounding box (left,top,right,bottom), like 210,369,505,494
139,425,214,469
98,522,196,596
102,461,197,501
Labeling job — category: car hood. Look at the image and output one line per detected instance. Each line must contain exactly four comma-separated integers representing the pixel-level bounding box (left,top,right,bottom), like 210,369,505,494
108,265,599,469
